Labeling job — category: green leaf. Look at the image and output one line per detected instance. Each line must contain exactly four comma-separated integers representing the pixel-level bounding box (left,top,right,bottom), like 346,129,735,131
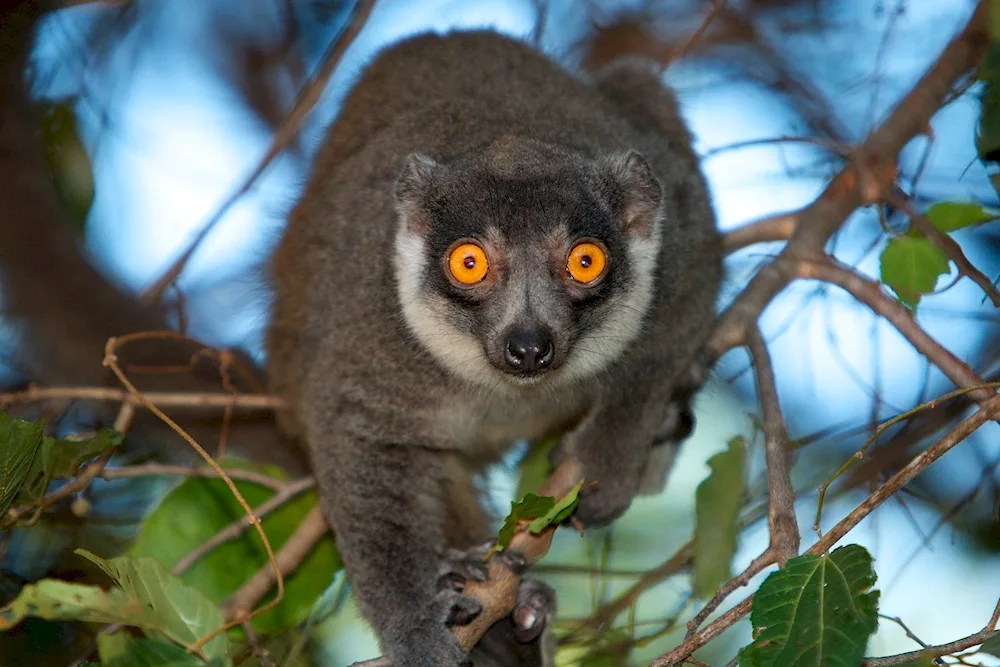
39,101,95,231
991,0,1000,42
100,635,219,667
981,631,1000,657
515,437,558,498
879,235,950,309
0,578,161,629
8,425,122,511
129,460,340,636
97,631,135,663
977,44,1000,160
49,429,122,478
76,549,229,661
738,544,880,667
0,411,45,517
693,437,747,599
496,493,555,550
915,202,996,234
527,480,583,534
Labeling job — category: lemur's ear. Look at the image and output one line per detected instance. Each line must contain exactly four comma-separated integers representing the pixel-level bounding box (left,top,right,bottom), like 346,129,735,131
394,153,438,234
599,150,663,237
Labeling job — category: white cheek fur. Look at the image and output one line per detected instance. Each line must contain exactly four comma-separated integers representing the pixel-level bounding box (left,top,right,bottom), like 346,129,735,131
394,224,501,389
393,215,663,390
557,216,663,383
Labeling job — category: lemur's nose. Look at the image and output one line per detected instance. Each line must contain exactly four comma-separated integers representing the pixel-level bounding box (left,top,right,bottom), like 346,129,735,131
504,329,555,373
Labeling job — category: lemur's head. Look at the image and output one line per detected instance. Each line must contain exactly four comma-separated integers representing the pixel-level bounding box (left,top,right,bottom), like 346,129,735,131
393,136,664,389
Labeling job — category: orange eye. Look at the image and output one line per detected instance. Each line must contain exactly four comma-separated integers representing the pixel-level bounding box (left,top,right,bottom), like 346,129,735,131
567,241,607,284
448,242,489,285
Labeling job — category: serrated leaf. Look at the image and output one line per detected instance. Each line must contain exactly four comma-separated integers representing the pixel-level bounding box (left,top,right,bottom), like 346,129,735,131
496,493,555,550
981,631,1000,657
917,202,996,234
527,480,583,533
76,549,229,661
0,411,45,517
738,544,880,667
129,460,340,636
694,437,747,598
879,236,950,309
0,579,160,629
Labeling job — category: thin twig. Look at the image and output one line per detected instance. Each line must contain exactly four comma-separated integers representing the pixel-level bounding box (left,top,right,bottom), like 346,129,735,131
584,542,693,630
799,257,997,406
863,629,1000,666
3,451,114,527
702,135,848,161
878,614,930,649
102,332,284,649
100,463,300,491
814,381,1000,533
666,0,728,66
174,476,316,574
650,393,1000,666
0,385,283,410
707,0,989,356
888,193,1000,307
140,0,377,304
221,503,329,621
684,549,776,641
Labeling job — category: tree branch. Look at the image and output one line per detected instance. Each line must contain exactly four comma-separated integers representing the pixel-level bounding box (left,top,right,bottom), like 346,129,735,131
174,476,316,574
888,192,1000,307
350,459,585,666
0,386,284,410
863,597,1000,666
721,211,799,253
140,0,377,303
798,257,997,406
220,503,330,621
746,325,800,560
708,0,989,356
651,393,1000,666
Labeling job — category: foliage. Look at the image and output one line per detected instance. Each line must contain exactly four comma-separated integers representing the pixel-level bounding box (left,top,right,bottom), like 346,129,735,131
879,201,997,309
39,100,95,231
981,631,1000,657
99,636,222,667
494,481,583,553
0,411,44,518
0,409,121,526
693,436,747,599
738,545,880,667
0,550,229,662
130,461,341,636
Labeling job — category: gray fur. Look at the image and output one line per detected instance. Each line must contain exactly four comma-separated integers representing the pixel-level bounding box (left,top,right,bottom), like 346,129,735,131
268,31,722,667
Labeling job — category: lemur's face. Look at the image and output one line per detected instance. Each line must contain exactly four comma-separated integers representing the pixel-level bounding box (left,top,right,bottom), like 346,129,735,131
393,137,664,389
